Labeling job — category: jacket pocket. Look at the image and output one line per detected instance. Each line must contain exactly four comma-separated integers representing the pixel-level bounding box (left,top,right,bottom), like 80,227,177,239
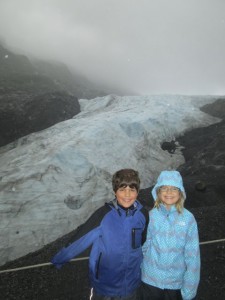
132,228,142,249
95,252,102,279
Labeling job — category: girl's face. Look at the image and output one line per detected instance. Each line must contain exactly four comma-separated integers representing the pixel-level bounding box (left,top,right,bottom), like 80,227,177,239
158,185,180,210
115,185,138,208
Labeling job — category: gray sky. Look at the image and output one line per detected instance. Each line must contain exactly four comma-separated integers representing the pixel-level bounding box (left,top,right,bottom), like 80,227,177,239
0,0,225,95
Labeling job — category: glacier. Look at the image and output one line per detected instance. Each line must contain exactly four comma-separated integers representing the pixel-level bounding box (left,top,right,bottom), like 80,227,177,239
0,94,221,266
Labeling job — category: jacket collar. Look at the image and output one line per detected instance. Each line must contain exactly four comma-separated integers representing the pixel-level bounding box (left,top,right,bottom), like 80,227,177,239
110,199,139,216
159,203,177,215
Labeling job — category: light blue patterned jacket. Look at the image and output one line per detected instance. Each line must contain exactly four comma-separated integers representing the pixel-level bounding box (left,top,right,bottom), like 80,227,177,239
141,204,200,300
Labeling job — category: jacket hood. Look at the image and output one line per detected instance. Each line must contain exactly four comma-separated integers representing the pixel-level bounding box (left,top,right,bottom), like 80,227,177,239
151,170,186,200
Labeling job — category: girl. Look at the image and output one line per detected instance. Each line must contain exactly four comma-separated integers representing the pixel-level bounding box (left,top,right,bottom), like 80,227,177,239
141,170,200,300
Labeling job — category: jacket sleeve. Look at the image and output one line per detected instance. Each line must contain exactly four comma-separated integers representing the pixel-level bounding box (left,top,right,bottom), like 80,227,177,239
51,227,100,269
181,216,201,300
51,204,111,269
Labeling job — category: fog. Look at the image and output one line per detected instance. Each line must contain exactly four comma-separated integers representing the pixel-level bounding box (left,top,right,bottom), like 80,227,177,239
0,0,225,95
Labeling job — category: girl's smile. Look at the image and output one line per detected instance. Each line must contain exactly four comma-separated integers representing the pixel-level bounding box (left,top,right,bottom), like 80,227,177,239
159,185,180,210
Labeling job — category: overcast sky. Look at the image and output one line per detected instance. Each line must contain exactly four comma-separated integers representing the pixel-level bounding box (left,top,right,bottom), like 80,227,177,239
0,0,225,95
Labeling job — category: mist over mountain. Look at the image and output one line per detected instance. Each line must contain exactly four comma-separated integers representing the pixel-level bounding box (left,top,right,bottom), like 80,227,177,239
0,42,110,96
0,42,120,147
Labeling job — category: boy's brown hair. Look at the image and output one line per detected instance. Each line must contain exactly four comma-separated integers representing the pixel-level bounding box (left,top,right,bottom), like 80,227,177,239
112,169,140,193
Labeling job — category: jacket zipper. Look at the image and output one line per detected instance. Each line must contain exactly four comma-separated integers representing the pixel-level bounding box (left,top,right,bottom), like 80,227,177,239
132,228,135,249
96,252,102,279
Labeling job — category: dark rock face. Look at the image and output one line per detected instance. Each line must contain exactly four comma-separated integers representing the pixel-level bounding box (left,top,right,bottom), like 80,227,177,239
161,139,177,154
201,98,225,119
0,91,80,146
177,100,225,210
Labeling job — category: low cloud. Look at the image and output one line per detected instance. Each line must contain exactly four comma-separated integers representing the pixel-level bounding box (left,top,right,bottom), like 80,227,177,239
0,0,225,95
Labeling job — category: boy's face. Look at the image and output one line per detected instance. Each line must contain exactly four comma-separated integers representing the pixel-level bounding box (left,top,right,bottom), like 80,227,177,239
115,186,138,208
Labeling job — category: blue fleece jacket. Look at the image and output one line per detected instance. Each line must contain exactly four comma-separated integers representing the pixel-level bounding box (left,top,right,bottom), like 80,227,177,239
51,200,149,297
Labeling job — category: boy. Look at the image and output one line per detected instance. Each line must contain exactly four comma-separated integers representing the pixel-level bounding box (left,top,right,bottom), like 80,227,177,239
51,169,149,300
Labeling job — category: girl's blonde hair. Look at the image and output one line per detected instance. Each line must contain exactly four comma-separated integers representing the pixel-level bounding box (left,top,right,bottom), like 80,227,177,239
154,188,185,213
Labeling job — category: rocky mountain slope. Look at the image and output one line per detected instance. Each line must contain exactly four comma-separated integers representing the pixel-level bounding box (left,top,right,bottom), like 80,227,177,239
0,43,108,147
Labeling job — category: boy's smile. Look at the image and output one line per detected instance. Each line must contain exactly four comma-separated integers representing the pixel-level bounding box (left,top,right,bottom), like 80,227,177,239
115,186,138,208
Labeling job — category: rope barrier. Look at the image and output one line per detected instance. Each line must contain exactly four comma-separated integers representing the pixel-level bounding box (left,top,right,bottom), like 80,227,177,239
0,238,225,274
0,257,89,274
199,238,225,245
